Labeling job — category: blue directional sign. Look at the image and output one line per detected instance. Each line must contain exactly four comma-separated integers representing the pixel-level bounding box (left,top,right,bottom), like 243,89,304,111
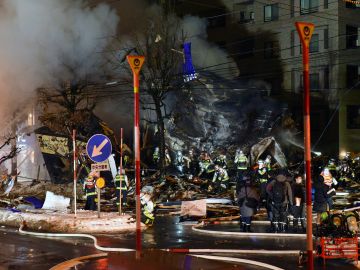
86,134,112,163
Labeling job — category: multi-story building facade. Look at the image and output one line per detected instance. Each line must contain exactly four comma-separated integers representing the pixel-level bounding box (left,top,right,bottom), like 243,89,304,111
227,0,360,154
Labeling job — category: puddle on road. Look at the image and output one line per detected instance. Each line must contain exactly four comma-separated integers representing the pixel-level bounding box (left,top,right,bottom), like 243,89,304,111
73,250,260,270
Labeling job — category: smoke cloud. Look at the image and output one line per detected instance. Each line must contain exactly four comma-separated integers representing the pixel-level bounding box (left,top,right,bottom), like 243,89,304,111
0,0,119,130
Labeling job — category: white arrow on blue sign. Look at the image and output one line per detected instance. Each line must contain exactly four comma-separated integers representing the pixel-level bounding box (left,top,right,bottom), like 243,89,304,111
86,134,112,163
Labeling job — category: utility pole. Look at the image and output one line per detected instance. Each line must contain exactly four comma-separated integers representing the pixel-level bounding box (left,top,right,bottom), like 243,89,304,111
296,21,315,270
127,55,145,259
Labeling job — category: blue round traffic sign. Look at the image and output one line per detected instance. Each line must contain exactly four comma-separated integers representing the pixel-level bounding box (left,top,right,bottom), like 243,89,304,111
86,134,112,163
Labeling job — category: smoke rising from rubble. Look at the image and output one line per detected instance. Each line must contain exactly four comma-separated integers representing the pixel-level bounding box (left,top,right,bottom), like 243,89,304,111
0,0,119,131
0,0,239,136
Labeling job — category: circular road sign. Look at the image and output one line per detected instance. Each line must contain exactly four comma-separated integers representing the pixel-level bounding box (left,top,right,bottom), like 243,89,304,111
86,134,112,163
96,177,105,189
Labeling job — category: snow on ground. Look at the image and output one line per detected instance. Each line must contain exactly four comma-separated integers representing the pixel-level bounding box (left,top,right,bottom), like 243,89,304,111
0,209,143,233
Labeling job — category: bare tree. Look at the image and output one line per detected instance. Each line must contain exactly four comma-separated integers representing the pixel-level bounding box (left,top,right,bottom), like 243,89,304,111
37,77,96,137
119,13,184,175
0,136,20,167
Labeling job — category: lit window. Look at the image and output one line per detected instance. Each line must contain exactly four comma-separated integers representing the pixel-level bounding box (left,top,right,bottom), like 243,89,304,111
300,0,319,14
264,4,279,22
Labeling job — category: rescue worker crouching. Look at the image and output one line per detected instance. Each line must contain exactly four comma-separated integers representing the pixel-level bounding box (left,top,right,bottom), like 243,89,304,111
212,164,229,192
84,175,97,211
114,168,129,207
140,192,155,226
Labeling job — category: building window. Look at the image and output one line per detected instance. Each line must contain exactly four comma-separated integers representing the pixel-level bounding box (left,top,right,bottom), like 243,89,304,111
291,69,296,91
291,30,295,56
208,16,226,28
346,25,359,49
324,28,329,49
324,0,328,9
239,11,255,23
310,73,320,90
347,106,360,129
250,12,255,20
324,66,329,90
237,37,255,58
264,41,278,58
264,4,279,22
240,11,245,22
300,73,320,90
346,65,360,88
309,34,319,53
300,0,319,14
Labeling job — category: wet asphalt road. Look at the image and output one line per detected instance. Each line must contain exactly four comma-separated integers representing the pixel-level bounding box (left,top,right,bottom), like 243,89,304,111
1,216,359,269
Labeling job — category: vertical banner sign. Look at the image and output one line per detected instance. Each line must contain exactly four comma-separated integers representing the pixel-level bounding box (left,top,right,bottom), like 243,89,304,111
183,42,197,82
295,21,314,270
127,55,145,259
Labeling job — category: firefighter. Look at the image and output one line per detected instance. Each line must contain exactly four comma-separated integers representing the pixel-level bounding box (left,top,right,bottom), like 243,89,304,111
255,160,270,207
140,192,155,226
123,154,130,168
174,150,189,176
234,149,248,180
267,170,293,233
198,151,214,177
212,164,229,192
153,147,160,165
84,175,97,211
165,147,172,167
291,174,305,232
214,152,227,169
264,155,272,171
187,148,199,176
114,168,129,206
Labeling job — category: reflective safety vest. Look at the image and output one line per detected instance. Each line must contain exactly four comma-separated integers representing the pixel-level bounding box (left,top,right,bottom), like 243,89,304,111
114,174,127,190
142,202,155,225
85,180,96,197
214,170,229,182
235,156,247,170
328,164,337,171
257,168,268,183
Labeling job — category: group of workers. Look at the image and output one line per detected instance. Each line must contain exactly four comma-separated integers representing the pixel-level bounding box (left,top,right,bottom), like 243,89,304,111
81,146,357,230
83,168,129,210
83,167,155,225
152,146,348,233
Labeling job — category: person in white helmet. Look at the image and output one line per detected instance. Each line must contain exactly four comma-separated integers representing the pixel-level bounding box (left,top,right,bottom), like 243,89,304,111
174,150,188,175
234,149,248,180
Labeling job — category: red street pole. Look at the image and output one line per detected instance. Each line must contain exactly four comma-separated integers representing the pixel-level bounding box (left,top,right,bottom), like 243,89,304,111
296,22,314,270
303,43,314,270
119,128,123,215
72,129,77,216
127,55,145,259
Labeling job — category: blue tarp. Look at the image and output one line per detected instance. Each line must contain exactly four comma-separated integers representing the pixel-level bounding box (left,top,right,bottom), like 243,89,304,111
24,196,44,209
